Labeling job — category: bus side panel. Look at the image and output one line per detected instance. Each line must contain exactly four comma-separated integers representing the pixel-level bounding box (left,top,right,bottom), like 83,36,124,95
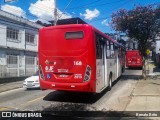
96,59,105,93
118,47,123,76
87,27,96,93
107,59,116,81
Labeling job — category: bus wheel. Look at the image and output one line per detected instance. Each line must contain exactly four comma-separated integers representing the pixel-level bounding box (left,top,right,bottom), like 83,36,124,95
122,67,125,73
108,75,112,91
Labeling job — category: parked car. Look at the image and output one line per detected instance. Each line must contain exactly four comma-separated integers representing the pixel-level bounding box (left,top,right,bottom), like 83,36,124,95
23,71,40,89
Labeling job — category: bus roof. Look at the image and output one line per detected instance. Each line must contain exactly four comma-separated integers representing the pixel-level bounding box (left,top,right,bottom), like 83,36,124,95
39,24,125,48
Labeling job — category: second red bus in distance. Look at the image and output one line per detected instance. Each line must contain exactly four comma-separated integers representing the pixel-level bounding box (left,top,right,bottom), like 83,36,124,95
126,50,143,68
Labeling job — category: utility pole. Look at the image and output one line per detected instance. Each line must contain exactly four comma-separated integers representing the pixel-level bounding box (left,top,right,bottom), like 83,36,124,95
54,0,57,25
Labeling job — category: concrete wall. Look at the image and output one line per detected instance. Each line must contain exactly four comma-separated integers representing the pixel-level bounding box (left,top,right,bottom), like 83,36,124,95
0,11,41,81
0,48,38,78
0,76,28,84
156,40,160,54
0,24,7,47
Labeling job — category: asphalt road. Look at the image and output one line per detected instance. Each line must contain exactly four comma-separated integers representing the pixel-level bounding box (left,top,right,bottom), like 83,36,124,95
0,68,142,113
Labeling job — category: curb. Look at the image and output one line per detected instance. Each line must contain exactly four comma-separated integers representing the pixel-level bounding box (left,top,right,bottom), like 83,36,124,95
0,81,23,93
0,86,22,93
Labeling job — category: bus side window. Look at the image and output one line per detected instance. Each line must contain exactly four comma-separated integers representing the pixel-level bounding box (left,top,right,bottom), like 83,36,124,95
106,40,111,59
118,47,121,58
96,36,102,59
111,43,115,58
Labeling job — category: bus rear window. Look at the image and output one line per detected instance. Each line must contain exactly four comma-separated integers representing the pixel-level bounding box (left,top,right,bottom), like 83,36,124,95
65,31,84,39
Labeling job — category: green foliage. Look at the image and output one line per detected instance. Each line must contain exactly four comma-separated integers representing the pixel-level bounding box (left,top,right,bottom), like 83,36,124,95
111,5,160,57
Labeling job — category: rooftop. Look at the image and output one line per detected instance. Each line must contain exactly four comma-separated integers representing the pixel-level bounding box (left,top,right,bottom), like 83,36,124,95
49,17,87,25
0,10,42,29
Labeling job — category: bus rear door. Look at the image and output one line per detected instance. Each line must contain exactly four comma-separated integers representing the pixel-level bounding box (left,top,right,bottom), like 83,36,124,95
95,34,105,92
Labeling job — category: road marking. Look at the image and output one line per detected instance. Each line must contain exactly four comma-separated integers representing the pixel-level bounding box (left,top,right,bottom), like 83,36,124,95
0,88,24,95
0,90,53,110
18,96,45,108
0,107,9,111
27,96,45,104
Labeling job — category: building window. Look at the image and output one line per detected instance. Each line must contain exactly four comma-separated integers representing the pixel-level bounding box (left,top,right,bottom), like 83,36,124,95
7,27,20,41
7,55,18,68
25,33,36,44
26,56,35,67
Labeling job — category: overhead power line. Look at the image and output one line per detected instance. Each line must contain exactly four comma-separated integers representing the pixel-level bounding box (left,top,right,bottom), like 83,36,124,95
63,0,102,10
40,0,102,11
66,0,123,10
58,0,73,19
89,1,160,26
89,0,134,23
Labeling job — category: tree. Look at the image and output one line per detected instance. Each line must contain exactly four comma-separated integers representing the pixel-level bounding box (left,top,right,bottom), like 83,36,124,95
111,5,160,57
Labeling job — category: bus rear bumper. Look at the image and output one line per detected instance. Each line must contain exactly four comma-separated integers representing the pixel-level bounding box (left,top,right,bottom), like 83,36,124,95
40,80,95,92
126,63,143,68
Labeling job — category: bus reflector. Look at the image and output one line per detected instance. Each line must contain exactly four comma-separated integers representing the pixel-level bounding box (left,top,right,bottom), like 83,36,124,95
39,65,44,80
71,85,75,88
84,65,91,82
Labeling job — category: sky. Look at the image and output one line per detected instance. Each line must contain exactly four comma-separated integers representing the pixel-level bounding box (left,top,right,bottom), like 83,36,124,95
0,0,160,33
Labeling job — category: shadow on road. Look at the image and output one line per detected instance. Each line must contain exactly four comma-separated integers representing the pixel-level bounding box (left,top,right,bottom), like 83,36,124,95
25,88,40,91
42,90,112,112
43,88,108,104
121,75,143,80
122,68,143,80
43,79,120,104
125,67,142,70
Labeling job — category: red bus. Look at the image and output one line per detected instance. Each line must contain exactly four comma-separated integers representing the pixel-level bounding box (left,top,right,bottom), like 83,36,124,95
126,50,143,68
38,24,125,93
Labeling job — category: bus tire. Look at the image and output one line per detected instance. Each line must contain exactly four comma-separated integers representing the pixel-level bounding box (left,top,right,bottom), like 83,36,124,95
122,67,125,73
108,75,112,91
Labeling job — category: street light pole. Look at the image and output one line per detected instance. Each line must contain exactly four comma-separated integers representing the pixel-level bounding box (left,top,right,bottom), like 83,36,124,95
54,0,57,25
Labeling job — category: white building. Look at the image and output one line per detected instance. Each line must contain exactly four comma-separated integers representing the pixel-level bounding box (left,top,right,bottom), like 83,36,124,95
0,10,42,78
154,33,160,54
153,33,160,63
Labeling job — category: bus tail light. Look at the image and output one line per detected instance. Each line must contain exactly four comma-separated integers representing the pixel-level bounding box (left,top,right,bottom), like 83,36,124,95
39,65,44,80
137,58,140,63
128,58,131,63
128,61,131,63
83,65,91,82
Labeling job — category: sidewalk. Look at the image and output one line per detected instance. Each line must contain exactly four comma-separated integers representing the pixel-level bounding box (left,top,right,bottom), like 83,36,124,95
0,81,23,93
146,60,160,78
125,60,160,111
